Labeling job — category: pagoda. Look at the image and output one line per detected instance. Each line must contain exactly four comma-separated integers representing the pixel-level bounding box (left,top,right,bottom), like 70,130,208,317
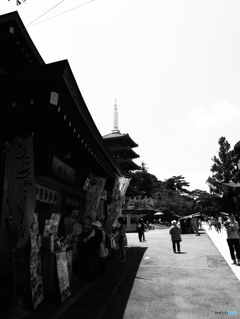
103,101,142,195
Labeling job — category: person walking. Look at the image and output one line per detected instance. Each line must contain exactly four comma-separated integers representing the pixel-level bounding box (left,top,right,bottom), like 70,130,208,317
209,219,213,230
136,218,145,242
169,220,182,253
216,220,221,233
194,219,200,236
224,214,240,265
116,217,127,262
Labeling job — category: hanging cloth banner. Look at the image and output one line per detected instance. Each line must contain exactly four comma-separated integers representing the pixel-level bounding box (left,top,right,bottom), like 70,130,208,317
84,177,106,221
5,135,36,249
105,176,131,234
0,153,13,271
30,214,44,309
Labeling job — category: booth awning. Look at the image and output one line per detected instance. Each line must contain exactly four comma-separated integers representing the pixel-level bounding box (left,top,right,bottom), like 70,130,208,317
220,212,229,216
179,212,201,220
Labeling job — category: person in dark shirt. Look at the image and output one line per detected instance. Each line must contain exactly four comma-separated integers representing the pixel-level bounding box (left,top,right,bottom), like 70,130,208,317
136,218,145,242
169,220,182,253
84,221,102,281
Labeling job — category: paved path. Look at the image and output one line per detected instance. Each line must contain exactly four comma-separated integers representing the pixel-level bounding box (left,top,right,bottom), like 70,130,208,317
102,225,240,319
13,224,240,319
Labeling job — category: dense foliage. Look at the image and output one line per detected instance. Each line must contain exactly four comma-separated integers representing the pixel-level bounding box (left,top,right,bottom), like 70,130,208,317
205,136,240,214
129,136,240,217
206,137,235,194
129,162,222,218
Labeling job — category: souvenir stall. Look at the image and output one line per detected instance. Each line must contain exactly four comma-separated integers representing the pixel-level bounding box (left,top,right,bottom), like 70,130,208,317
0,11,122,312
179,213,201,234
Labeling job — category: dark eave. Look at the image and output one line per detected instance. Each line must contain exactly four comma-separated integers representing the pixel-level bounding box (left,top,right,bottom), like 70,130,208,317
125,172,143,182
103,132,138,148
125,183,144,196
116,158,141,171
0,60,122,177
110,146,140,159
0,11,44,72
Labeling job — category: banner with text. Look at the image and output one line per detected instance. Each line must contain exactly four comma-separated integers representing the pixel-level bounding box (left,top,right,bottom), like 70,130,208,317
0,154,13,271
0,135,36,250
105,176,131,234
84,177,106,221
30,214,44,309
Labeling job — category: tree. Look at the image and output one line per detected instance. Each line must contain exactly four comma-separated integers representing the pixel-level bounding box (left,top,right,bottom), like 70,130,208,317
127,162,223,218
206,137,234,194
189,189,221,216
153,176,193,217
163,175,190,194
132,161,161,197
232,140,240,183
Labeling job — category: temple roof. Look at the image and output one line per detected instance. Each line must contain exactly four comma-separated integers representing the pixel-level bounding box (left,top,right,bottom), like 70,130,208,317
0,59,122,178
103,132,138,148
0,11,44,73
111,146,139,160
116,158,141,171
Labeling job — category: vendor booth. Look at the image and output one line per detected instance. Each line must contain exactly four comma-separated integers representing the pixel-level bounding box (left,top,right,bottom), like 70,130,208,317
0,11,123,313
179,213,201,234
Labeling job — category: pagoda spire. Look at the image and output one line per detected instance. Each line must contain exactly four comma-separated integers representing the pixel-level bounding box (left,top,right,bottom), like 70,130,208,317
112,99,120,133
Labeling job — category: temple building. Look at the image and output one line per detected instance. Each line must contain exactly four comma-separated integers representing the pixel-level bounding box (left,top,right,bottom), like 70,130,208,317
103,102,154,230
102,101,141,195
0,11,122,311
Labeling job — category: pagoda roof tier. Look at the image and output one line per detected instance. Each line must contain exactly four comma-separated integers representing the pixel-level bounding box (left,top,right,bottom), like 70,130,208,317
111,146,139,159
124,171,143,182
125,183,144,196
103,132,138,148
0,11,45,73
116,158,141,171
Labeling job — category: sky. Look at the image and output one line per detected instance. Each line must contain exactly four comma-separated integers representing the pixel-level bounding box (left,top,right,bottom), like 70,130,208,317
2,0,240,192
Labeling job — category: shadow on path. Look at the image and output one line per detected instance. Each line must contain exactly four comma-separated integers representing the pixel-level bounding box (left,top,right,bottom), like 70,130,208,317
59,247,147,319
100,247,147,319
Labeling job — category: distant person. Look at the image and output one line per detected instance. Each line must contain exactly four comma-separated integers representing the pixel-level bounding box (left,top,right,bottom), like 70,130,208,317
136,218,145,242
169,220,182,253
198,219,202,229
143,222,146,240
209,220,213,230
216,221,221,233
224,214,240,265
196,219,201,236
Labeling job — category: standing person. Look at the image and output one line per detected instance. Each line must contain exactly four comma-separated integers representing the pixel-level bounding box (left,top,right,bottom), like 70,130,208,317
216,220,221,233
169,220,182,253
194,219,200,236
142,220,146,241
224,214,240,265
84,221,102,281
116,217,127,262
136,218,145,242
209,219,213,230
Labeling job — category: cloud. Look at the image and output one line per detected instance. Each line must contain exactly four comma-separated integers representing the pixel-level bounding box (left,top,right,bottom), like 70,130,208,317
186,101,240,129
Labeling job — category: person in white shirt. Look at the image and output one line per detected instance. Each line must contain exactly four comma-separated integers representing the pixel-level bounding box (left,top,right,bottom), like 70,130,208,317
224,214,240,265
